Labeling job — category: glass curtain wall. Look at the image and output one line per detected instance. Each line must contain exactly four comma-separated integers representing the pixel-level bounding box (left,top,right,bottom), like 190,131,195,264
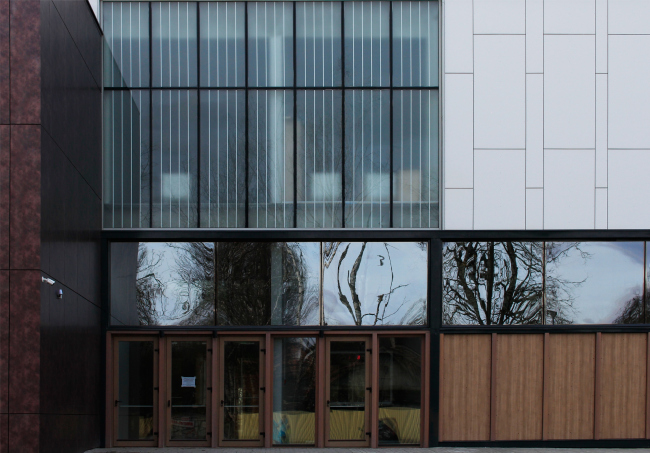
110,241,428,327
102,1,439,229
443,241,650,326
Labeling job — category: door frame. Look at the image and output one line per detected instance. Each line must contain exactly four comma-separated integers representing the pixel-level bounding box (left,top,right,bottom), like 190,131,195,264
324,335,372,447
218,335,266,447
111,335,160,448
165,335,212,447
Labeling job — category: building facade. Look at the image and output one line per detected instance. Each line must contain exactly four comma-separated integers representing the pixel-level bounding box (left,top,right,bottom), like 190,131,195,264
2,0,650,452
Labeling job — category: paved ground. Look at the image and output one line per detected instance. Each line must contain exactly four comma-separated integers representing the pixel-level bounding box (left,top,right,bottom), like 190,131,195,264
87,449,650,453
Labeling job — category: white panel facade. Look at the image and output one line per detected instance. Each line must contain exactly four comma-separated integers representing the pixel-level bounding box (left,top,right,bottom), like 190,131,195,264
473,35,525,149
544,150,595,229
608,0,650,34
473,0,526,34
608,35,650,149
444,0,473,73
474,150,526,229
444,74,474,189
444,189,473,229
544,35,595,149
544,0,595,34
442,0,650,230
608,150,650,229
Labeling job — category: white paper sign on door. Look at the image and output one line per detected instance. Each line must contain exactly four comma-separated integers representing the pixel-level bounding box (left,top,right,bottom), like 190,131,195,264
181,376,196,388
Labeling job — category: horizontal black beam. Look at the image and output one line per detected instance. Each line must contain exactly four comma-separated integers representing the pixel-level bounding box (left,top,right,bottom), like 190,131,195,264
102,228,650,242
108,324,428,332
104,86,440,90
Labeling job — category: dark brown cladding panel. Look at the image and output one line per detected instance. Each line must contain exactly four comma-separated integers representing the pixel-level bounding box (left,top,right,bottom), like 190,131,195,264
9,0,40,125
0,0,9,124
8,413,38,453
8,270,40,415
0,271,7,415
0,125,8,269
10,125,40,270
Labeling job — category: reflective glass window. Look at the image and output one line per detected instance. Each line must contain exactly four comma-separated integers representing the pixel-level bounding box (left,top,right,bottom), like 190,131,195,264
546,242,645,324
272,337,317,444
344,1,389,87
378,337,421,445
200,2,245,87
322,242,428,326
297,2,342,87
443,242,544,325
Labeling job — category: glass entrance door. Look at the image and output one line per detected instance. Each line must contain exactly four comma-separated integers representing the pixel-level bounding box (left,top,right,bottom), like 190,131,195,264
219,336,265,446
166,337,211,446
113,337,158,446
325,336,371,447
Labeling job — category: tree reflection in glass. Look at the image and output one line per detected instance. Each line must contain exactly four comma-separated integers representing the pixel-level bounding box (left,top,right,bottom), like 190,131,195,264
443,242,544,325
136,242,215,325
216,242,320,326
322,242,427,325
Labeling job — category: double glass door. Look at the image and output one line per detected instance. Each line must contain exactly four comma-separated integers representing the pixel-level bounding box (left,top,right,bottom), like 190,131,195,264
111,334,423,448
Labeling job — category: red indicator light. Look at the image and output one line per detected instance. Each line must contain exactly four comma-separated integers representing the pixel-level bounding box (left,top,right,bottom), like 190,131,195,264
357,355,361,360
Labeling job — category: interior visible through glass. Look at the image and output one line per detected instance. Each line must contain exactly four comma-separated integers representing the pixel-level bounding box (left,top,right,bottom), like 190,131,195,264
328,341,366,441
223,341,261,440
272,337,317,445
378,337,421,445
117,340,155,441
170,341,208,441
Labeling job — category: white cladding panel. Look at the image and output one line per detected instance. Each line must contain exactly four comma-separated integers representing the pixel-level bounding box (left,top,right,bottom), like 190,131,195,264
443,0,650,229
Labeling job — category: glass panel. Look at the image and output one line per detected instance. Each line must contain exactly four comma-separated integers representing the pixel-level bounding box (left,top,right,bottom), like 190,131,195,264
323,242,427,326
103,2,150,88
344,90,390,228
443,242,544,325
378,337,421,445
111,242,215,326
393,89,439,228
546,242,645,324
272,337,317,445
103,90,151,228
344,2,389,87
200,90,246,227
170,341,207,441
329,341,366,441
216,242,320,326
117,341,155,441
223,341,261,440
152,90,199,228
248,2,293,87
200,2,245,87
152,2,198,88
248,90,295,228
392,1,438,87
297,2,342,87
297,90,343,228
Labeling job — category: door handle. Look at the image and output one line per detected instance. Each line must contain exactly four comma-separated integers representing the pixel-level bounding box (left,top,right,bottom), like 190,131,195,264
221,400,224,407
114,400,121,407
326,400,330,407
167,400,170,408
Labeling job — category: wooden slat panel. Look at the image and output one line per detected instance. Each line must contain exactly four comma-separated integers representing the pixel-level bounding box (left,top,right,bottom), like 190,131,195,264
599,333,647,439
544,333,596,440
439,334,491,441
494,334,544,440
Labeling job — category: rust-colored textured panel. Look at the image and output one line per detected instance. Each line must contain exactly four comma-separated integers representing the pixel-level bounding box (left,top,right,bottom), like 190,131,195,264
9,0,40,125
439,334,491,441
0,271,7,414
0,126,8,269
544,333,595,440
494,334,543,440
8,413,37,453
8,270,40,414
599,333,647,439
0,0,8,124
9,126,40,270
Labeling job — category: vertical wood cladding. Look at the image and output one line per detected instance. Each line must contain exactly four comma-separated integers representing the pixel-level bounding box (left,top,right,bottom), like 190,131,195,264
494,334,544,440
439,332,650,442
598,333,647,439
439,334,491,441
544,333,596,440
